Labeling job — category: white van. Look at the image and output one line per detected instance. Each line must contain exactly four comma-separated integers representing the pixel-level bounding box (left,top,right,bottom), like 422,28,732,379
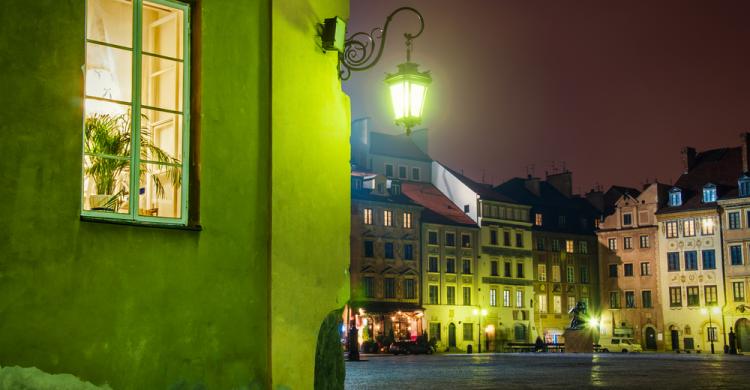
597,337,643,353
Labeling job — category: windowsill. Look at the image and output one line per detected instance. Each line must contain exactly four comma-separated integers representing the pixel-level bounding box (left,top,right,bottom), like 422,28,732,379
81,215,202,231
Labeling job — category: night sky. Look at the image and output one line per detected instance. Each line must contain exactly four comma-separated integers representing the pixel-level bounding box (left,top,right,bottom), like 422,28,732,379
343,0,750,193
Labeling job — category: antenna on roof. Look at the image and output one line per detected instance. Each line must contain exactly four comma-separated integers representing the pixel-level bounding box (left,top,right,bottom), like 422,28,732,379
481,169,486,184
526,164,535,177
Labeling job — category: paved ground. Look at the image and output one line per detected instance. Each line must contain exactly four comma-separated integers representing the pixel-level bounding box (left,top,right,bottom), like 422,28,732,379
345,352,750,389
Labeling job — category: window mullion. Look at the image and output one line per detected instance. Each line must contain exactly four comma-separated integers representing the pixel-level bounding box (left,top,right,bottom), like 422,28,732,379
131,0,143,220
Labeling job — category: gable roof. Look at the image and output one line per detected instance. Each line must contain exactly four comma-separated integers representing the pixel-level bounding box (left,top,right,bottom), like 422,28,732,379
438,163,517,203
401,182,478,228
369,131,432,162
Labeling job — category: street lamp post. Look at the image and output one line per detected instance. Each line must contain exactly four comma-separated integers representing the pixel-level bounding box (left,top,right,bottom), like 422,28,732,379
701,306,721,354
473,308,488,353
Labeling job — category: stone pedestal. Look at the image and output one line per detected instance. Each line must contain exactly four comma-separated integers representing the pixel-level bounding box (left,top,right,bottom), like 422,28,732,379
563,329,593,353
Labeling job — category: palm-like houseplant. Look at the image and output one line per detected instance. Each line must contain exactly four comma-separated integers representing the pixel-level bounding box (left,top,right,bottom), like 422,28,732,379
84,112,181,211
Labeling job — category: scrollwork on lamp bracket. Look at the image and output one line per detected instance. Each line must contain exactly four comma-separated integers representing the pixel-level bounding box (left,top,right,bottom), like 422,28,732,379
338,7,425,80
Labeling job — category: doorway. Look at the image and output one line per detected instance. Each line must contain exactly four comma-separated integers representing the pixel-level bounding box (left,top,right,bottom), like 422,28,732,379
671,329,679,351
645,327,657,350
448,323,457,348
736,318,750,352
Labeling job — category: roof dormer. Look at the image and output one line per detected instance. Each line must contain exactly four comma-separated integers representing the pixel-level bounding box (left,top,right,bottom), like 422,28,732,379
739,174,750,197
669,187,682,207
702,183,717,203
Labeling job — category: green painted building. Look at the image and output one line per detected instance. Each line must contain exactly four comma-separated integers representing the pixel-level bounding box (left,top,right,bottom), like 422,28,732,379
0,0,351,388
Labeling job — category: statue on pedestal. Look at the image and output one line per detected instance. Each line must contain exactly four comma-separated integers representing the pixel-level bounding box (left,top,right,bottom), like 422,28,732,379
568,301,587,330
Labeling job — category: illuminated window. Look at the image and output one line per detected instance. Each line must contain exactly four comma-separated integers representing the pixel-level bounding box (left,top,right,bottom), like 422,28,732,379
701,217,715,235
383,210,393,226
665,221,678,238
640,262,651,276
535,213,543,226
640,235,650,248
538,264,547,281
705,285,718,305
566,240,574,253
516,289,523,308
490,288,497,307
553,295,562,313
402,212,412,228
363,208,372,224
683,219,696,237
83,0,190,224
623,237,632,249
567,296,576,312
608,238,617,250
503,289,511,307
538,295,548,313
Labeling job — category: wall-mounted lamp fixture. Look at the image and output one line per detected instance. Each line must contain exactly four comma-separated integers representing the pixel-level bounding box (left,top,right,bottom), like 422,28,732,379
322,7,432,135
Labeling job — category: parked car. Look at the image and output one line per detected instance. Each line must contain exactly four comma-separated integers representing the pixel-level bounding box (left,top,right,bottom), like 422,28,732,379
597,337,643,353
389,341,435,355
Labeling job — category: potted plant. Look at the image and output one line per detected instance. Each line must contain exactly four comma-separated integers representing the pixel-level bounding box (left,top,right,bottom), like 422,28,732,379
84,112,181,211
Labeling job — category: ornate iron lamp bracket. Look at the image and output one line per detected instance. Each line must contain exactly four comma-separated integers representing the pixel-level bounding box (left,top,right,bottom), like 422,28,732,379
339,7,425,80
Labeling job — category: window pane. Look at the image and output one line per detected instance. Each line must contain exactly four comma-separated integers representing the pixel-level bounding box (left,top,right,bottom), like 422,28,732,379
87,0,133,48
86,43,133,110
139,162,182,218
143,1,184,59
140,109,183,162
83,155,131,214
141,55,184,112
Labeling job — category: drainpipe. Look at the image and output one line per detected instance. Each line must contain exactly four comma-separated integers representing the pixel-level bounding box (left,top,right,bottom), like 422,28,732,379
717,209,728,352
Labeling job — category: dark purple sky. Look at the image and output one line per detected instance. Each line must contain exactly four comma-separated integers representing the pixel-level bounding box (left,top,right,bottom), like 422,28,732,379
343,0,750,193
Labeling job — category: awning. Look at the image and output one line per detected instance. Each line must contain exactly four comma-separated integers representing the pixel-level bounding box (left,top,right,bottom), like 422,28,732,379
349,301,424,314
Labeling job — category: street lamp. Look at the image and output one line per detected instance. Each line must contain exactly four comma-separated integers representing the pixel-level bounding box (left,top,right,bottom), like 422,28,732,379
473,308,488,353
322,7,432,135
700,306,721,354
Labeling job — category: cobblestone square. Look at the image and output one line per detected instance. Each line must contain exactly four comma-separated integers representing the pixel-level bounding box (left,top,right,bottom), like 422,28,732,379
345,353,749,389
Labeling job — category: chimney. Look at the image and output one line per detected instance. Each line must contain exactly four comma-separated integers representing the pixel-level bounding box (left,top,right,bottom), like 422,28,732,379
524,175,541,196
546,171,573,198
742,133,750,173
350,117,370,169
681,147,696,173
585,189,605,213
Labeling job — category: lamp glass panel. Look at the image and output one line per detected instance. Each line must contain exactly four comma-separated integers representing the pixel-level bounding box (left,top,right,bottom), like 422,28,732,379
409,82,426,118
390,81,407,120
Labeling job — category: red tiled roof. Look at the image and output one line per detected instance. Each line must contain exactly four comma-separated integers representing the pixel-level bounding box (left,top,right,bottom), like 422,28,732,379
401,182,478,227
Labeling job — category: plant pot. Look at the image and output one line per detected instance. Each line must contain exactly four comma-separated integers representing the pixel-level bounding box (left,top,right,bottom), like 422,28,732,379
89,194,116,211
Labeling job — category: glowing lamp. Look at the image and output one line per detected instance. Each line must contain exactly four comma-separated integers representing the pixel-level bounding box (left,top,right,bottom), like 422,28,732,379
385,62,431,135
588,317,600,328
480,309,488,316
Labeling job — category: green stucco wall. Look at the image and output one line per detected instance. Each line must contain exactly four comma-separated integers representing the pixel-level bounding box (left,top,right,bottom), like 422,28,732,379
271,0,351,388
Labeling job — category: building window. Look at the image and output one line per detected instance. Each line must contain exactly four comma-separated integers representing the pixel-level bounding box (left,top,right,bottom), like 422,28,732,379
384,242,394,259
686,286,700,306
665,221,678,238
363,277,374,298
446,258,456,274
670,287,682,307
462,234,471,248
740,175,750,197
733,281,745,301
558,215,567,226
446,232,456,247
464,204,470,213
567,296,577,312
669,188,682,207
684,251,698,270
640,235,650,248
707,327,718,342
385,163,394,177
702,183,717,203
623,213,633,226
535,213,543,226
428,256,439,272
640,262,651,276
490,230,498,246
705,285,718,305
538,264,547,281
701,249,716,270
363,208,373,224
566,240,574,253
503,289,511,307
398,166,407,179
411,167,420,181
491,260,499,276
578,241,588,254
566,265,575,283
516,289,523,308
384,278,396,298
516,233,524,248
364,241,374,257
624,263,634,277
553,295,562,313
404,279,416,299
624,237,633,249
608,264,618,278
731,245,743,265
701,217,715,235
428,230,438,245
580,265,589,283
463,287,472,305
729,212,741,230
403,212,412,229
608,238,617,250
552,239,561,251
504,262,512,277
625,291,636,308
642,290,653,308
490,288,497,307
447,286,456,305
384,210,393,227
516,263,525,278
403,244,414,260
83,0,191,223
552,265,561,282
463,323,474,341
666,252,681,271
538,294,548,313
429,285,439,304
430,322,441,340
462,259,472,274
609,291,620,309
683,219,696,237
